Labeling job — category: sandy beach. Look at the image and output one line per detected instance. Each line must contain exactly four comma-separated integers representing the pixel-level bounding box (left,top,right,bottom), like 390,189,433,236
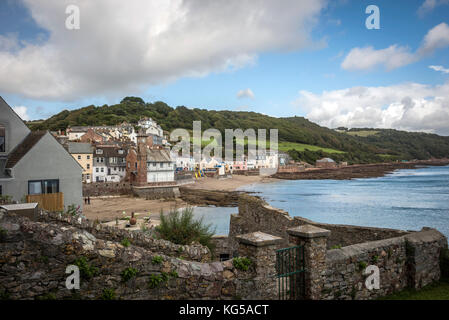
185,174,279,191
83,175,275,221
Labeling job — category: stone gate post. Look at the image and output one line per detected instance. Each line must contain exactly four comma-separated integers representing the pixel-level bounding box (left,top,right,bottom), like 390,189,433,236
287,224,330,300
236,231,283,299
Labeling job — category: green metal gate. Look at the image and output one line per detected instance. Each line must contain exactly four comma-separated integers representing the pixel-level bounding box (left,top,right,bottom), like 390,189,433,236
276,245,305,300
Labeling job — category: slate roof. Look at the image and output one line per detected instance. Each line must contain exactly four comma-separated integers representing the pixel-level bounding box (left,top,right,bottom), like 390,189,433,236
147,148,172,162
67,142,94,154
5,131,47,169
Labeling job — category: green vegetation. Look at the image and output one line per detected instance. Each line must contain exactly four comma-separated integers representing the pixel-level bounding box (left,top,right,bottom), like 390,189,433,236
233,257,252,271
372,255,379,263
148,274,164,289
155,207,215,252
152,255,163,265
0,227,7,242
0,195,12,204
330,244,342,249
379,279,449,300
101,288,116,300
358,261,368,271
73,257,98,280
27,97,449,164
121,267,138,282
65,204,82,217
35,292,57,300
121,238,131,247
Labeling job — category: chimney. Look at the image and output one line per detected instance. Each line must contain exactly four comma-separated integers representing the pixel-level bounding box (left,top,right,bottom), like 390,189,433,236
136,129,148,186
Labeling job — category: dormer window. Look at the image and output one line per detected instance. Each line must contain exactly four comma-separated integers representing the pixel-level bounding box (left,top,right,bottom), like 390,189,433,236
0,125,5,152
96,149,103,154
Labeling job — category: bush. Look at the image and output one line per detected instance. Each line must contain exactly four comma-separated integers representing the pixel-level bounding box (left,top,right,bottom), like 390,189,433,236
121,267,138,282
73,257,98,280
233,257,252,271
101,288,116,300
148,274,164,289
155,207,215,252
152,256,163,265
121,238,131,247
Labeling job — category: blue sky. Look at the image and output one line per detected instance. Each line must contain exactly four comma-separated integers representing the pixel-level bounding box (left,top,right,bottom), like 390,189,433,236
0,0,448,134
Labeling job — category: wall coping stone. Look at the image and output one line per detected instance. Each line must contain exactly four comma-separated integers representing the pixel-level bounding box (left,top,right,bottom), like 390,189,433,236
287,224,331,238
404,228,446,245
236,231,283,247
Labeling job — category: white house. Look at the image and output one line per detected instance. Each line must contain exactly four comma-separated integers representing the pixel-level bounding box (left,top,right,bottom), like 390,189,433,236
147,149,175,183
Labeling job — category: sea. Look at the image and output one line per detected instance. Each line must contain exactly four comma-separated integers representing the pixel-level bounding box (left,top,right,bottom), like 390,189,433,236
192,165,449,239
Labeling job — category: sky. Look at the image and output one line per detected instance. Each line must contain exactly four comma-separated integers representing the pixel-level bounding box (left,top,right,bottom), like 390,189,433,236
0,0,448,135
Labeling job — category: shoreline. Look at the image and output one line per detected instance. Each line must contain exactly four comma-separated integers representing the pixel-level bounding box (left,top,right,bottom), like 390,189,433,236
272,159,449,181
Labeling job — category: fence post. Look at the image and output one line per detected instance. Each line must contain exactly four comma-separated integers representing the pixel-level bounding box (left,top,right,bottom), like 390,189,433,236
236,231,283,299
287,224,330,300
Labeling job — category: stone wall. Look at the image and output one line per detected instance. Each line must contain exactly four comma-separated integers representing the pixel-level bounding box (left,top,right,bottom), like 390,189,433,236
321,228,447,300
0,209,281,300
131,185,179,200
228,194,409,254
83,182,132,197
37,210,210,262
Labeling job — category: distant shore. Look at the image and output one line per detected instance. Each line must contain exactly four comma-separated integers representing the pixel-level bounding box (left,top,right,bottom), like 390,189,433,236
272,159,449,180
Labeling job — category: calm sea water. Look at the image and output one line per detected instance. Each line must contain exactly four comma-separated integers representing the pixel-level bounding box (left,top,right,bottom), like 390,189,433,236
193,165,449,238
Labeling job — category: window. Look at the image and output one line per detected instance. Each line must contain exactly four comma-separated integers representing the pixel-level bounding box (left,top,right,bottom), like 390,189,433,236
0,125,5,152
160,163,163,168
28,180,59,195
96,149,103,154
87,155,90,160
101,168,104,172
96,168,99,173
86,164,90,169
77,155,81,160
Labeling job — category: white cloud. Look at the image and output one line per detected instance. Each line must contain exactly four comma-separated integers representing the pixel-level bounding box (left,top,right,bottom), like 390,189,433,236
237,88,255,99
418,0,449,17
341,23,449,71
293,81,449,135
0,0,326,101
429,65,449,73
13,106,30,121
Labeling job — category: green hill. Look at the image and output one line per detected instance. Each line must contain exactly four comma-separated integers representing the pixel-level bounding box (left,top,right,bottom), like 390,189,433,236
27,97,449,164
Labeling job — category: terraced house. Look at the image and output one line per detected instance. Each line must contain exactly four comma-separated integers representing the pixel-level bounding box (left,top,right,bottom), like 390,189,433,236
0,97,83,211
67,142,94,183
92,145,127,182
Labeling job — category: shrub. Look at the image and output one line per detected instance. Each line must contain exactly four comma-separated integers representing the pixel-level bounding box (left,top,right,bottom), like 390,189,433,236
0,227,7,242
148,274,164,289
358,261,367,271
73,257,98,280
233,257,252,271
101,288,116,300
65,204,82,217
121,267,138,282
372,255,379,263
121,238,131,247
152,256,163,265
170,270,178,278
155,207,216,252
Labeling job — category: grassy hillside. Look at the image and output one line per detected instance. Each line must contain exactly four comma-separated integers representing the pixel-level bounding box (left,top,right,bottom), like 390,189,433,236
28,97,449,164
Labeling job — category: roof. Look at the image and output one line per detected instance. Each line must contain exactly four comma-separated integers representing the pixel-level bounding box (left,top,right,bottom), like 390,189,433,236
94,146,126,158
67,142,94,154
316,158,335,163
5,131,47,168
147,148,172,162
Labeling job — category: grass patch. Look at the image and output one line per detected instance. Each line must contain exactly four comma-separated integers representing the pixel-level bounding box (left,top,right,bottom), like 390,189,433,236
278,141,344,154
379,279,449,300
152,255,163,265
